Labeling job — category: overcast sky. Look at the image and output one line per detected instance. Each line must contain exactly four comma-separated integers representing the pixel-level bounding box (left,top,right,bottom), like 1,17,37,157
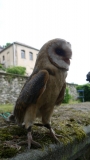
0,0,90,84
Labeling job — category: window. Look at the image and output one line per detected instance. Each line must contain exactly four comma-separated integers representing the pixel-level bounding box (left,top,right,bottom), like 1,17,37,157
2,55,5,61
21,50,25,59
29,52,33,60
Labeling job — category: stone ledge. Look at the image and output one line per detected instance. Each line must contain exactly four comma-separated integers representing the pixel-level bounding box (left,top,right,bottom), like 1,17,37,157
9,103,90,160
1,102,90,160
0,72,28,78
9,126,90,160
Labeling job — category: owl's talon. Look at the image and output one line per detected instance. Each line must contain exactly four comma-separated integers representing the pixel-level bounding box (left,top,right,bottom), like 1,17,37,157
27,132,41,149
31,139,42,148
46,128,63,143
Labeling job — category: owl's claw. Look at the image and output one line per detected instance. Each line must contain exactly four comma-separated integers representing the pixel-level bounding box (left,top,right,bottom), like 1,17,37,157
34,123,63,143
27,132,42,149
46,128,63,143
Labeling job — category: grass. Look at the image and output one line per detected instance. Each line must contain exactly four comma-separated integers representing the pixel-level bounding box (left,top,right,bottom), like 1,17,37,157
0,100,80,113
61,100,80,106
68,100,80,104
0,104,13,113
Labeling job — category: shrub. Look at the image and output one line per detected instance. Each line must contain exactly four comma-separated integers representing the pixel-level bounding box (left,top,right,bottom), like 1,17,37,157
0,64,6,71
63,87,71,103
6,66,26,75
76,84,90,102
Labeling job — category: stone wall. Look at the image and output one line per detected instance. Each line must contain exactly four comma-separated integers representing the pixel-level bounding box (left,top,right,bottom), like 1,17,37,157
67,83,78,100
0,72,78,104
0,72,27,104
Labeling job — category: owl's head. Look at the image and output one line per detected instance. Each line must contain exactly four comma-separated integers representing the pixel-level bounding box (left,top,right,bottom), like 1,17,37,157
47,38,72,70
36,38,72,71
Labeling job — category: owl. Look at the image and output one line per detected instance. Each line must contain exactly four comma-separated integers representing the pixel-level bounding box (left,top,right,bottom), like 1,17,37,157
9,38,72,149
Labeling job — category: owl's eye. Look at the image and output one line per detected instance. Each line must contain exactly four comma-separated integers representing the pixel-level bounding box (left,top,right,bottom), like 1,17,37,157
55,48,66,57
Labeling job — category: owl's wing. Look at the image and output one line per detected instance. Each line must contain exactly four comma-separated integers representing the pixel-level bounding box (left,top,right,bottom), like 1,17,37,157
14,70,49,118
55,82,66,105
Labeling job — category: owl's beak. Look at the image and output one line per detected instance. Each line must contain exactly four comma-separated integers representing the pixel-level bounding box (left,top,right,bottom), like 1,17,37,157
63,55,72,65
64,58,70,65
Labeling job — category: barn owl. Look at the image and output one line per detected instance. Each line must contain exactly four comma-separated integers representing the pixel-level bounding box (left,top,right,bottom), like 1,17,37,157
9,38,72,149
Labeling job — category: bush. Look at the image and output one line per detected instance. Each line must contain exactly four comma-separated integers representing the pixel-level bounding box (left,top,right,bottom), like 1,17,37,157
63,87,71,103
0,64,6,71
76,84,90,102
6,66,26,75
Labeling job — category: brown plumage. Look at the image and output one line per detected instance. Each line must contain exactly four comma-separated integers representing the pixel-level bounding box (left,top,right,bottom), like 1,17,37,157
9,38,72,149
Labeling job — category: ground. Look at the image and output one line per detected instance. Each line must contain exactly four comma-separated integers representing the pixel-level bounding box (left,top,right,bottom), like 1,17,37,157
0,102,90,159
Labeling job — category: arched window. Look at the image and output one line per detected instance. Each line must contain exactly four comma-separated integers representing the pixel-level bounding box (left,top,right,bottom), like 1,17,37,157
2,55,5,61
21,50,25,58
29,52,33,60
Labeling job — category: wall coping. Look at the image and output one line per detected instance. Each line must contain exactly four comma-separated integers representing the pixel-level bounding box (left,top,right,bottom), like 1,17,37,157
9,126,90,160
0,72,78,86
0,72,28,78
8,103,90,160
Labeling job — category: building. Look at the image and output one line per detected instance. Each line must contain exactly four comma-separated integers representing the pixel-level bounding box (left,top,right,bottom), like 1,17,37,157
0,42,39,75
0,46,3,51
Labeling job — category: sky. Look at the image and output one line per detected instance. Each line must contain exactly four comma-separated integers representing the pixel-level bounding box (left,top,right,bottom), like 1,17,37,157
0,0,90,85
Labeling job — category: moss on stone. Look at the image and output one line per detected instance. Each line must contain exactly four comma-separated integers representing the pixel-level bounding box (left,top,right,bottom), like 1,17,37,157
0,145,18,158
0,103,90,158
10,125,27,136
0,125,27,158
0,122,87,158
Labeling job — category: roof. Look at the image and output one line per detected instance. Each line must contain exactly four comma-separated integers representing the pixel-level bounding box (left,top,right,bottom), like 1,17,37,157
0,42,39,53
0,46,3,49
0,46,4,51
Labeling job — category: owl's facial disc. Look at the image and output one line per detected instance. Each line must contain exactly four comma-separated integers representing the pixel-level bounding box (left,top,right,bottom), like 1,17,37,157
48,39,72,70
54,47,71,65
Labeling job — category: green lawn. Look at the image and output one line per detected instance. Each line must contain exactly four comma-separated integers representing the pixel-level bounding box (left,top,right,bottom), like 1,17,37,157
0,100,79,113
0,104,13,113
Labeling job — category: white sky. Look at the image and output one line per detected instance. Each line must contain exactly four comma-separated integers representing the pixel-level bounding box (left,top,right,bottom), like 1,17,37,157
0,0,90,85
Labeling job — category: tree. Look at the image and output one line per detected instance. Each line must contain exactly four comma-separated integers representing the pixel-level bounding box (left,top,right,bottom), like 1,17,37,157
76,84,90,102
3,43,11,48
86,72,90,82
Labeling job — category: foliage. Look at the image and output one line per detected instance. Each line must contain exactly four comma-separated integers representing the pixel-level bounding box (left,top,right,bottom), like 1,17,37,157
63,87,71,103
76,84,90,102
0,64,6,71
6,66,26,75
3,43,11,48
86,72,90,82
